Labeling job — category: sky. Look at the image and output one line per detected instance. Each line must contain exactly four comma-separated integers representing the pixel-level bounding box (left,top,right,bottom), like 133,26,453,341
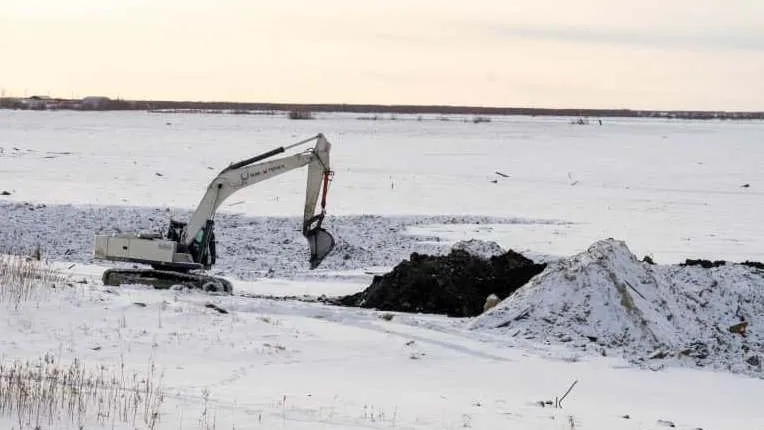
1,0,763,110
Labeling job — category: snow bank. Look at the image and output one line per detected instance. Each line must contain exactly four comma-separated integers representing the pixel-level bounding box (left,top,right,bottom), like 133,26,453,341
451,239,504,259
471,238,764,376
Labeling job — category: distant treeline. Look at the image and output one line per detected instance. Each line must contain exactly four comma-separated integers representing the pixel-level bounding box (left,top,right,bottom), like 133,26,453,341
1,97,762,120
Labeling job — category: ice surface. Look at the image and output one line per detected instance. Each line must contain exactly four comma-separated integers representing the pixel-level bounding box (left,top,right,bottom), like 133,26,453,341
1,111,764,429
1,110,763,263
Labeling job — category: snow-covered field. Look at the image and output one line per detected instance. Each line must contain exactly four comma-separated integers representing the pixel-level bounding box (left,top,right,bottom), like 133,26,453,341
1,110,763,429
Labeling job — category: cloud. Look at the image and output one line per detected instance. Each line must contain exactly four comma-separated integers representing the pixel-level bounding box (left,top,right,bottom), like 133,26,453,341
487,24,764,52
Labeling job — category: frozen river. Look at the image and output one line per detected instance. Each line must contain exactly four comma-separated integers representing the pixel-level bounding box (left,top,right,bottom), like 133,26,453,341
1,109,763,263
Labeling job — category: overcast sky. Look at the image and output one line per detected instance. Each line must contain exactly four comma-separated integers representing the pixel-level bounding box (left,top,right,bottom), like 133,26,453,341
1,0,762,109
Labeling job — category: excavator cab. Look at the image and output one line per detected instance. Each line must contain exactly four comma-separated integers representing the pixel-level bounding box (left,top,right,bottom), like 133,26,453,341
164,219,216,268
166,220,186,242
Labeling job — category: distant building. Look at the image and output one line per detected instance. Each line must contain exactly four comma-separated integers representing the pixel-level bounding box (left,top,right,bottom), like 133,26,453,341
81,96,111,109
20,96,51,110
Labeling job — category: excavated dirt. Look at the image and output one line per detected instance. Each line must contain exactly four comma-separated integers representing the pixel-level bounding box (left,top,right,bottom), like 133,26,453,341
681,258,764,270
336,249,546,317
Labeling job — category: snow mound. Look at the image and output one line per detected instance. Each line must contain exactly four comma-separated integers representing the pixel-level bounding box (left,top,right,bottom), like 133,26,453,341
471,238,764,376
451,239,504,260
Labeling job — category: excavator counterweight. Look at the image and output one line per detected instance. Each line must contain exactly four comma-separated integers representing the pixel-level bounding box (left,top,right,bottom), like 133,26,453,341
93,133,335,293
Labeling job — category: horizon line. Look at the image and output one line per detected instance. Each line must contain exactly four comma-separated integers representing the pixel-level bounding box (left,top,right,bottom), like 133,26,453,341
2,96,763,117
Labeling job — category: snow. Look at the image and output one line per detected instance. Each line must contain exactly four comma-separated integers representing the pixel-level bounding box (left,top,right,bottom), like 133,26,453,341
1,110,764,429
2,110,763,263
471,238,764,376
1,200,545,282
4,279,764,430
450,239,505,259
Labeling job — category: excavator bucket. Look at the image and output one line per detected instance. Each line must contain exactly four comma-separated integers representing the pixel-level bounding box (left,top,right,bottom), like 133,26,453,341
305,227,335,269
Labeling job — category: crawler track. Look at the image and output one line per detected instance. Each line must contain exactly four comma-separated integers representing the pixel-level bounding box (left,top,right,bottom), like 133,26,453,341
102,268,233,294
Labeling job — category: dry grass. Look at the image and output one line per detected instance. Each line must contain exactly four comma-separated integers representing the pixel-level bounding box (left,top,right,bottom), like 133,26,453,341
0,253,63,309
0,249,168,428
0,354,165,429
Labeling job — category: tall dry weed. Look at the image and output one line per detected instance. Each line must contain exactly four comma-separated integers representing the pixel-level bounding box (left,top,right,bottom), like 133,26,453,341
0,253,63,309
0,354,165,429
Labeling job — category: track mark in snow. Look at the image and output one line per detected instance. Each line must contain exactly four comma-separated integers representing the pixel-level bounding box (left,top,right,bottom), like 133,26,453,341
226,296,516,363
355,321,516,363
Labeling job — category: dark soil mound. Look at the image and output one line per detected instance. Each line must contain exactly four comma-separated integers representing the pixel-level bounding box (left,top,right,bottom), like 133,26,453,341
742,260,764,270
681,258,764,270
337,249,546,317
681,259,727,268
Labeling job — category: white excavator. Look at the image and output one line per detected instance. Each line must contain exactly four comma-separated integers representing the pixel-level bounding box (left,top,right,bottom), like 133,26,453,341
93,133,335,293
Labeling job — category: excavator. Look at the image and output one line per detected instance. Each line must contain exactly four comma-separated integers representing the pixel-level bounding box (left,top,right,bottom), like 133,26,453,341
93,133,335,293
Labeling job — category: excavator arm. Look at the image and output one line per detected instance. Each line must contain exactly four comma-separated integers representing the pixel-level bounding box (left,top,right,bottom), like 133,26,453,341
181,133,335,268
94,133,336,293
